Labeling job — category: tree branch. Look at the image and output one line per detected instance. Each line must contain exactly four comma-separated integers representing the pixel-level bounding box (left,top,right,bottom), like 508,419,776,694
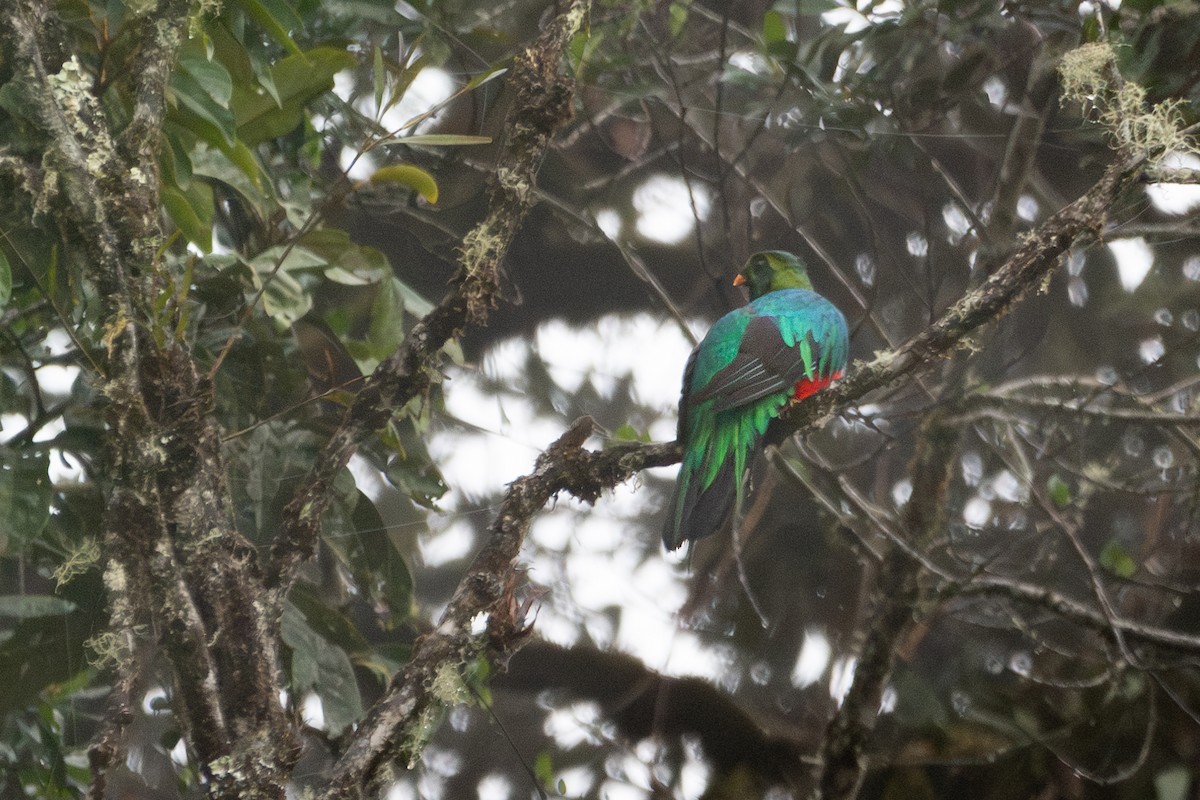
777,150,1147,435
2,2,300,797
320,417,679,798
269,0,591,603
952,574,1200,657
813,414,958,800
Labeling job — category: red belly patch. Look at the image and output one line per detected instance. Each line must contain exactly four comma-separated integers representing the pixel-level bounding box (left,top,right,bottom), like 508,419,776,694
792,370,843,401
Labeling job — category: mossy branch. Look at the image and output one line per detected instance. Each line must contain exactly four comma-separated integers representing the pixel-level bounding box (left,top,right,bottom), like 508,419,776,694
2,2,299,797
317,414,680,798
269,0,590,603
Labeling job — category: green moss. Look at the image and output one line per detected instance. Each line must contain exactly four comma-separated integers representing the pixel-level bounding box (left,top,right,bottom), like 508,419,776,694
429,661,472,705
400,700,444,769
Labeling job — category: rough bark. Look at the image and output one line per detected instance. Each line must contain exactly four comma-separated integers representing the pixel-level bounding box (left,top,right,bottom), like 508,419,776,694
0,1,296,796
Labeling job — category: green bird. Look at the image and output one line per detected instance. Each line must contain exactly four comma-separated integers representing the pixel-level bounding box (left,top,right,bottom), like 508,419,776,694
663,251,849,550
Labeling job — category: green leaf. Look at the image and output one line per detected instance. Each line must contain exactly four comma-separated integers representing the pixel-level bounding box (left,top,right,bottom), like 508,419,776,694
0,249,11,308
1100,540,1137,579
762,9,797,59
568,29,603,77
369,163,438,203
380,418,447,509
236,0,304,56
281,602,363,735
288,583,399,683
0,449,51,553
322,482,415,624
205,16,258,86
178,52,233,108
169,70,237,146
262,273,310,324
763,9,787,45
249,245,327,325
162,132,194,188
534,751,555,789
669,1,690,36
250,245,328,275
612,423,649,443
255,65,284,111
0,595,76,618
395,279,435,316
357,491,415,619
0,578,96,717
162,181,215,251
1046,474,1071,509
346,276,405,369
187,138,270,210
287,584,374,658
373,44,386,113
299,228,389,286
231,47,356,146
367,277,405,360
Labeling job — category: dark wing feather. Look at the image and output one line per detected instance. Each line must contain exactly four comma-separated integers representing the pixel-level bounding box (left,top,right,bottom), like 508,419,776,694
675,346,700,441
691,316,823,412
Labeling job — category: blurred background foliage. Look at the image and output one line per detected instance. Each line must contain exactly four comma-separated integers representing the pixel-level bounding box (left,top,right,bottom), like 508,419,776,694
2,0,1200,798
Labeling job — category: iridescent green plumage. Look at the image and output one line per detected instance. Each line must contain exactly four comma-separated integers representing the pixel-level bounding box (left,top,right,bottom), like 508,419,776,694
663,251,849,550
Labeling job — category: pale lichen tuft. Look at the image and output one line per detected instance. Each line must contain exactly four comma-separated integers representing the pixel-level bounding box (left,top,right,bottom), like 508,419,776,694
124,0,158,18
1059,42,1198,162
53,537,100,587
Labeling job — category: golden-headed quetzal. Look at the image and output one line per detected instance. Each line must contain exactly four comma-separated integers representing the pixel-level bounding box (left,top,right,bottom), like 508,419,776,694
663,251,849,550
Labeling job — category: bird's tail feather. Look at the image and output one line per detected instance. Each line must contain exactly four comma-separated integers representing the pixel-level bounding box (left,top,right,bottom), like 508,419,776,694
663,456,737,550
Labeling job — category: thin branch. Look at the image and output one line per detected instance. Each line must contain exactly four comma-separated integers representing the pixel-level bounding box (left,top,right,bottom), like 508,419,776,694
319,418,678,798
532,187,699,346
813,413,958,800
269,0,592,602
953,575,1200,657
781,433,1200,658
986,43,1059,242
778,150,1149,437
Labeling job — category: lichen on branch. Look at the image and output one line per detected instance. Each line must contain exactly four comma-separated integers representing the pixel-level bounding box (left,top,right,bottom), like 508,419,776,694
1059,42,1198,161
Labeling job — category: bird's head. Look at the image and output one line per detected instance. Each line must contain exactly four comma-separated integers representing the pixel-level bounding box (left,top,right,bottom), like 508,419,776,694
734,251,813,298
